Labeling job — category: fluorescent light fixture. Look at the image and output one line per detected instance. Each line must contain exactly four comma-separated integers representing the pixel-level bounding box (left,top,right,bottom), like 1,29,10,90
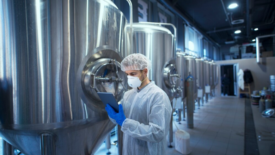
228,3,238,9
252,39,255,42
254,28,258,31
234,30,241,34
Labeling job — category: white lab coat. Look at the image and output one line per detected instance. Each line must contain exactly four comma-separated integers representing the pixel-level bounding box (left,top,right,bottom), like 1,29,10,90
238,69,244,90
109,81,172,155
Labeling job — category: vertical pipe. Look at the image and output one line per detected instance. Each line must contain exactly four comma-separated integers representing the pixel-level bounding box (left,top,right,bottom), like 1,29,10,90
41,133,54,155
168,101,174,148
1,140,13,155
117,126,123,155
125,0,133,56
198,98,200,109
178,109,182,124
186,76,194,129
183,100,186,120
105,133,111,153
256,37,260,63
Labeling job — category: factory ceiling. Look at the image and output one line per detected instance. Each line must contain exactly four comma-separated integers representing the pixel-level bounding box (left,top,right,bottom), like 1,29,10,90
168,0,275,45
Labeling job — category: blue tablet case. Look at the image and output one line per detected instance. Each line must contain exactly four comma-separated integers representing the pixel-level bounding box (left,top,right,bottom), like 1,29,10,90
97,92,119,112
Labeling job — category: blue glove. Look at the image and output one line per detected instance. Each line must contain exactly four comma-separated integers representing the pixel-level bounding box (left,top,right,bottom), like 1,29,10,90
105,104,126,126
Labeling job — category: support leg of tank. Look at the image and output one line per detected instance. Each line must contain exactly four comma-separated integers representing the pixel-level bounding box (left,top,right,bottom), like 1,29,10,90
178,109,182,124
198,98,200,109
2,140,13,155
168,103,174,148
41,133,54,155
105,133,111,154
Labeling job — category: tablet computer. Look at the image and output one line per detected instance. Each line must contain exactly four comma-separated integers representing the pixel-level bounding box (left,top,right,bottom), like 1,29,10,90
97,92,119,113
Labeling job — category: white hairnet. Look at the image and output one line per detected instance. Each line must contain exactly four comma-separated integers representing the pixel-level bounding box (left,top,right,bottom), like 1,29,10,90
121,53,151,71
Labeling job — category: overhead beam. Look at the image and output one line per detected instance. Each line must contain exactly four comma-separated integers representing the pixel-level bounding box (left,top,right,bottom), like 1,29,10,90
207,26,246,33
220,0,232,26
246,0,253,38
254,1,275,6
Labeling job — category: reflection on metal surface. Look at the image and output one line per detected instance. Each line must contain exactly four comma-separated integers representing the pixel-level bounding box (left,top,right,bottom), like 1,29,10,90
0,0,128,154
176,53,186,100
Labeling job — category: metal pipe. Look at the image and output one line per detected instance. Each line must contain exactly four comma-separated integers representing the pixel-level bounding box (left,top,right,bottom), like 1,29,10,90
168,101,174,148
186,76,194,129
178,109,182,124
139,22,177,56
126,0,133,53
256,34,275,63
220,0,232,26
207,26,246,34
246,0,253,38
1,140,13,155
105,133,111,154
159,0,220,47
117,126,123,155
41,133,54,155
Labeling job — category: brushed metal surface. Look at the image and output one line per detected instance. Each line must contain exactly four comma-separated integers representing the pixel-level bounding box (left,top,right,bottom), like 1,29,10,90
0,0,127,154
185,55,197,96
203,60,210,86
195,58,205,90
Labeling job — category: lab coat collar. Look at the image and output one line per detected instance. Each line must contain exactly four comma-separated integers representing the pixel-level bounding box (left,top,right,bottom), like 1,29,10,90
136,81,155,93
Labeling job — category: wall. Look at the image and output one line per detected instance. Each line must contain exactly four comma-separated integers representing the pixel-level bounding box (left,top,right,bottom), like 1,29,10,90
215,57,275,97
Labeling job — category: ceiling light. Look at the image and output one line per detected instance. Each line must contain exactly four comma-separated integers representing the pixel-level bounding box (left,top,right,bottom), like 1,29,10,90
252,39,255,42
234,30,241,34
228,3,238,9
254,28,259,31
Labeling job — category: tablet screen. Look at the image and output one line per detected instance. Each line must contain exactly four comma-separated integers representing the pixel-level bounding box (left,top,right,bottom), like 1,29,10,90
97,92,119,112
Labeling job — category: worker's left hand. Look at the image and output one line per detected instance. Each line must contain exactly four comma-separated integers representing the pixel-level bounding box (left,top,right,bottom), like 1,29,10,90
105,104,126,126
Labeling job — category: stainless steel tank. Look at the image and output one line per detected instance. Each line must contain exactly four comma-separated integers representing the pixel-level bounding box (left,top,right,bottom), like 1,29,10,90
211,60,214,89
185,54,197,97
215,64,219,87
203,59,210,86
195,57,205,90
0,0,129,154
195,57,204,107
176,53,186,100
125,23,179,99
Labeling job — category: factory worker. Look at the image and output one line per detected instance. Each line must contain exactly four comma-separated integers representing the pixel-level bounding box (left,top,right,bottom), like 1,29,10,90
105,53,172,155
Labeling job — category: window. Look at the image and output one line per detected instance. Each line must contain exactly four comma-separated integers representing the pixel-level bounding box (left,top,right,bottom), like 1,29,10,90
138,0,148,22
185,25,202,56
188,41,194,51
203,39,209,58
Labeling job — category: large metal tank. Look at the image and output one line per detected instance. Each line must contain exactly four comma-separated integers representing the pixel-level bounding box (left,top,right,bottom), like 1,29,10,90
185,54,197,98
0,0,129,155
214,64,219,87
125,23,179,99
195,57,205,90
176,53,186,100
203,59,210,86
209,60,214,88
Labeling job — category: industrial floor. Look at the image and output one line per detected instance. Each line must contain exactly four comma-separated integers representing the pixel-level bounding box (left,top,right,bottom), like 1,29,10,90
95,97,275,155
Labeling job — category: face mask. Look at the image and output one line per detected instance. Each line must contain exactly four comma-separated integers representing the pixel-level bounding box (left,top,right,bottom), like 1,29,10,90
127,76,142,88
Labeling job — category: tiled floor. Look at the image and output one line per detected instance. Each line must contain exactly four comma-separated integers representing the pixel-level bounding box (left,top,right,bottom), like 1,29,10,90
95,97,245,155
251,102,275,155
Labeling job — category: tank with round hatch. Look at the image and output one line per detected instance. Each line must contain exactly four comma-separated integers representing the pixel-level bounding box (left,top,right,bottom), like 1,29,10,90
0,0,129,154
